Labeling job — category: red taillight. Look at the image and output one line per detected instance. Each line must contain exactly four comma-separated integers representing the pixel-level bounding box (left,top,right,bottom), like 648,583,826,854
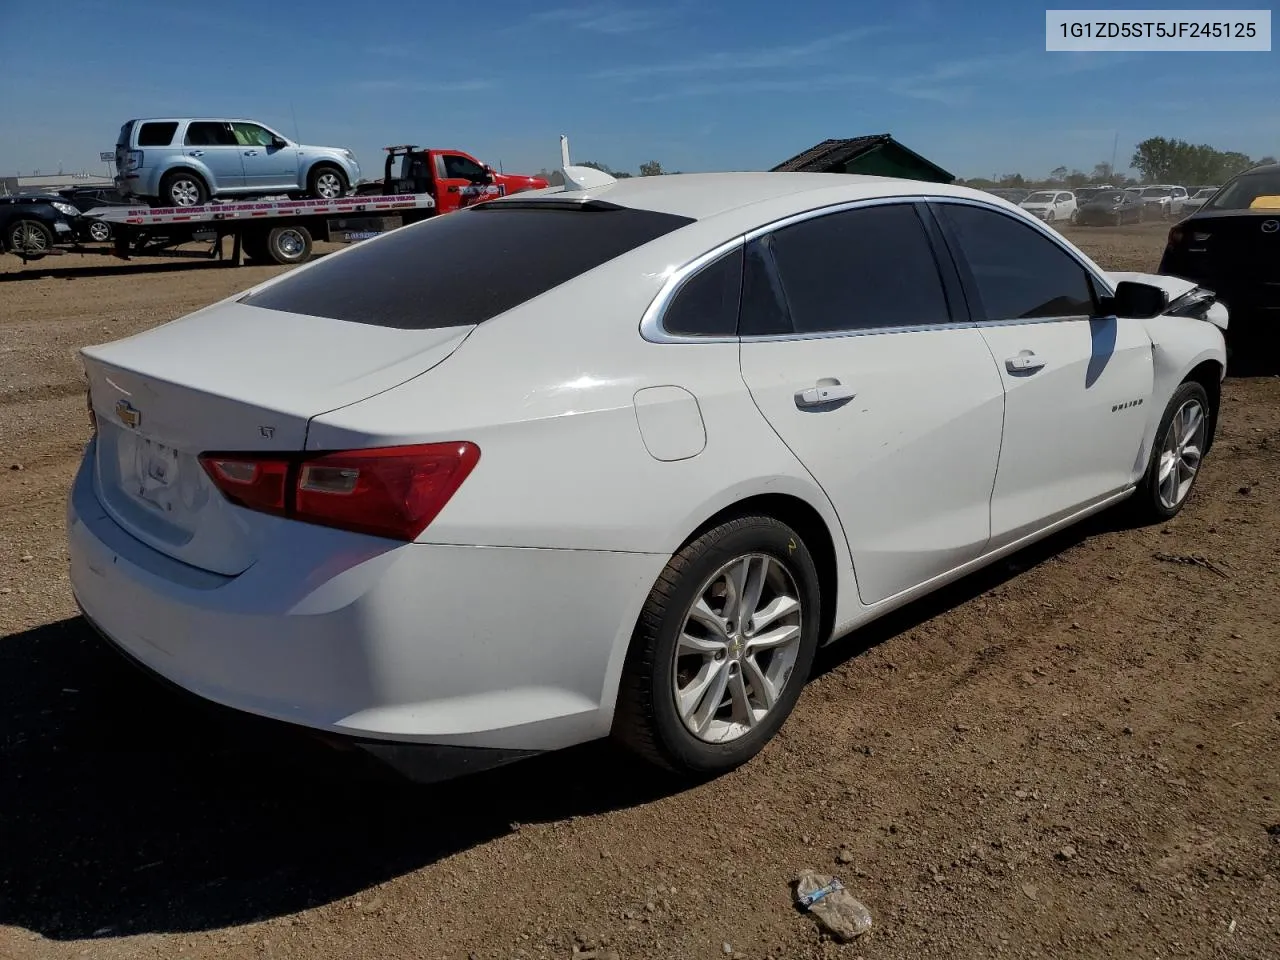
198,443,480,541
202,457,290,514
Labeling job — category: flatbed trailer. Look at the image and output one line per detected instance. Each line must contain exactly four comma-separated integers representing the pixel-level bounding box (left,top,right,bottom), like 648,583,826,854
77,192,437,266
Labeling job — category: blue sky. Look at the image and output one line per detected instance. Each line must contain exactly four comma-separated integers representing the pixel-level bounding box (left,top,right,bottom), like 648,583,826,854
1,0,1275,180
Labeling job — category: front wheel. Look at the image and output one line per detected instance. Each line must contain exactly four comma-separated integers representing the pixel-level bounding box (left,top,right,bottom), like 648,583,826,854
1068,209,1078,225
1129,381,1213,523
87,220,112,242
612,516,821,777
7,219,55,260
307,165,347,200
1045,210,1056,223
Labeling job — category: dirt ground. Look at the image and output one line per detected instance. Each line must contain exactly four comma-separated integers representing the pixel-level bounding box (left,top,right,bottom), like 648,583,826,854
1,224,1277,960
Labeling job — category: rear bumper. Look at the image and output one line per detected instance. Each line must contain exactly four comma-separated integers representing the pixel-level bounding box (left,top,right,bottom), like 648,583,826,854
82,607,540,782
67,443,665,756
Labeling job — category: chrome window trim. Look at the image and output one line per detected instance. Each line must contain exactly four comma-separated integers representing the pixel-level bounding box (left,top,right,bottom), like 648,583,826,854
639,194,1115,345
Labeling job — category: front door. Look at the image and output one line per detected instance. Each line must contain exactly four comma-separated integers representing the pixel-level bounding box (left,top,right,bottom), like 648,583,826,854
181,121,244,191
232,122,299,191
931,201,1154,547
737,202,1006,606
434,152,494,213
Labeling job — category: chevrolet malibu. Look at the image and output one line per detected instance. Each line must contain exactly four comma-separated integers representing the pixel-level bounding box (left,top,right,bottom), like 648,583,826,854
70,171,1228,782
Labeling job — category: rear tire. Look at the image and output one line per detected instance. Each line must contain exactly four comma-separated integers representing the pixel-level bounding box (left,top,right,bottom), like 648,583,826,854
1129,381,1213,524
158,170,208,208
240,230,269,262
6,219,55,260
612,516,821,777
263,225,312,264
87,220,112,242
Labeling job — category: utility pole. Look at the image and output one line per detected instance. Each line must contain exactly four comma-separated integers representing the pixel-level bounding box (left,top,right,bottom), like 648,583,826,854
1110,131,1119,179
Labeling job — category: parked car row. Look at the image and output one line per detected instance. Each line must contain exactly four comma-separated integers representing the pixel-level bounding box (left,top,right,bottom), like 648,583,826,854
981,183,1224,226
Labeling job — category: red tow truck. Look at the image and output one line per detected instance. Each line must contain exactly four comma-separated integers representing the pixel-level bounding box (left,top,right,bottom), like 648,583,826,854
355,145,549,212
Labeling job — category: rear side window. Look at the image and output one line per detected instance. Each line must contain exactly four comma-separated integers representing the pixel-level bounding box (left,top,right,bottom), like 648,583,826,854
661,247,743,337
184,122,236,147
136,121,178,147
241,203,695,329
760,203,952,335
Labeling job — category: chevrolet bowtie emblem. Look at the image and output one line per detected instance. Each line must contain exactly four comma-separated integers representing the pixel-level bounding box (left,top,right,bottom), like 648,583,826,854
115,399,141,429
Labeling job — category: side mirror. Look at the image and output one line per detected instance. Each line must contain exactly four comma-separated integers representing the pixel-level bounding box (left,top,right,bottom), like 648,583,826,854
270,135,288,149
1101,280,1168,319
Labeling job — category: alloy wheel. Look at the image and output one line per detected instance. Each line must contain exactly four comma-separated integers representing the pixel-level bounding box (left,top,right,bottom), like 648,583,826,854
1158,398,1206,509
10,223,49,255
170,179,201,206
672,553,804,744
314,171,343,198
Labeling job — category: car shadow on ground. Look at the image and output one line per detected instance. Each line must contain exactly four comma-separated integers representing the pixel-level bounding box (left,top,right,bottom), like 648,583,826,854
0,514,1108,941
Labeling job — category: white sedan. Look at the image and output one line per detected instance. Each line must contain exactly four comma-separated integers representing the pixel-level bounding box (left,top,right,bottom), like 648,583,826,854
1019,189,1078,224
69,168,1228,781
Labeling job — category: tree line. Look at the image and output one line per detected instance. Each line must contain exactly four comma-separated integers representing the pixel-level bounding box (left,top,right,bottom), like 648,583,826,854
535,159,677,181
960,138,1275,190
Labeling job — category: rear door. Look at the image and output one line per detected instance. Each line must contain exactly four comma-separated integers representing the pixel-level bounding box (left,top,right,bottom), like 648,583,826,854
233,121,298,191
932,201,1154,547
737,201,1006,606
182,121,245,191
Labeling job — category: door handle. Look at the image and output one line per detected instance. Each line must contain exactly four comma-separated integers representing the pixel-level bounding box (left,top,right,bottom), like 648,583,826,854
188,150,204,157
244,150,258,156
794,383,857,408
1006,353,1046,374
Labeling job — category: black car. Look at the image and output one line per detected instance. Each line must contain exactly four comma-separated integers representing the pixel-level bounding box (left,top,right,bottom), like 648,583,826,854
0,194,79,260
1160,163,1280,350
57,186,143,242
1076,190,1145,226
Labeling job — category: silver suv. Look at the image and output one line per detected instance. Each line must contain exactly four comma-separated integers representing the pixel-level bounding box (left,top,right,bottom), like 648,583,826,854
114,118,362,207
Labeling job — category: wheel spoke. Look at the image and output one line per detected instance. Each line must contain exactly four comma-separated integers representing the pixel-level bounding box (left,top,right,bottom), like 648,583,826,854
688,599,729,640
746,623,801,653
750,594,799,634
688,661,730,736
723,558,750,622
1181,406,1203,446
739,557,768,625
727,668,756,728
741,654,779,711
1181,444,1201,469
677,632,725,656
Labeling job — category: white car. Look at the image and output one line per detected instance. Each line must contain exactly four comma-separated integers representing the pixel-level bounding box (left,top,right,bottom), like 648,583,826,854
1133,184,1189,219
1173,186,1219,217
69,169,1229,781
1019,189,1078,224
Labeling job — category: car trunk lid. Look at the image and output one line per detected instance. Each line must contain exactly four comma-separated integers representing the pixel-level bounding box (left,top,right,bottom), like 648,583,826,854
82,299,473,575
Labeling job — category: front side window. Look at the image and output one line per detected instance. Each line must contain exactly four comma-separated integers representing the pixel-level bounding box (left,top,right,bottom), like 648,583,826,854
442,154,487,180
934,203,1098,321
746,203,952,336
231,122,276,147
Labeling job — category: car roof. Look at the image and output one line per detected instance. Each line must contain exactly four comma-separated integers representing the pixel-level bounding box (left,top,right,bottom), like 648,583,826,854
493,172,996,222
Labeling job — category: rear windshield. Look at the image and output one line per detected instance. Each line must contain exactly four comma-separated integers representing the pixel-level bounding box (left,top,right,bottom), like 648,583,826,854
240,203,695,329
137,121,178,147
1205,171,1280,211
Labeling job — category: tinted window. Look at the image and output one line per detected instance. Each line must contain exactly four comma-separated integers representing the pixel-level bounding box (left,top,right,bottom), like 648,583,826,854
739,236,792,337
184,122,236,146
761,204,951,334
443,154,487,180
137,121,178,147
936,204,1096,321
662,247,743,337
241,203,694,329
